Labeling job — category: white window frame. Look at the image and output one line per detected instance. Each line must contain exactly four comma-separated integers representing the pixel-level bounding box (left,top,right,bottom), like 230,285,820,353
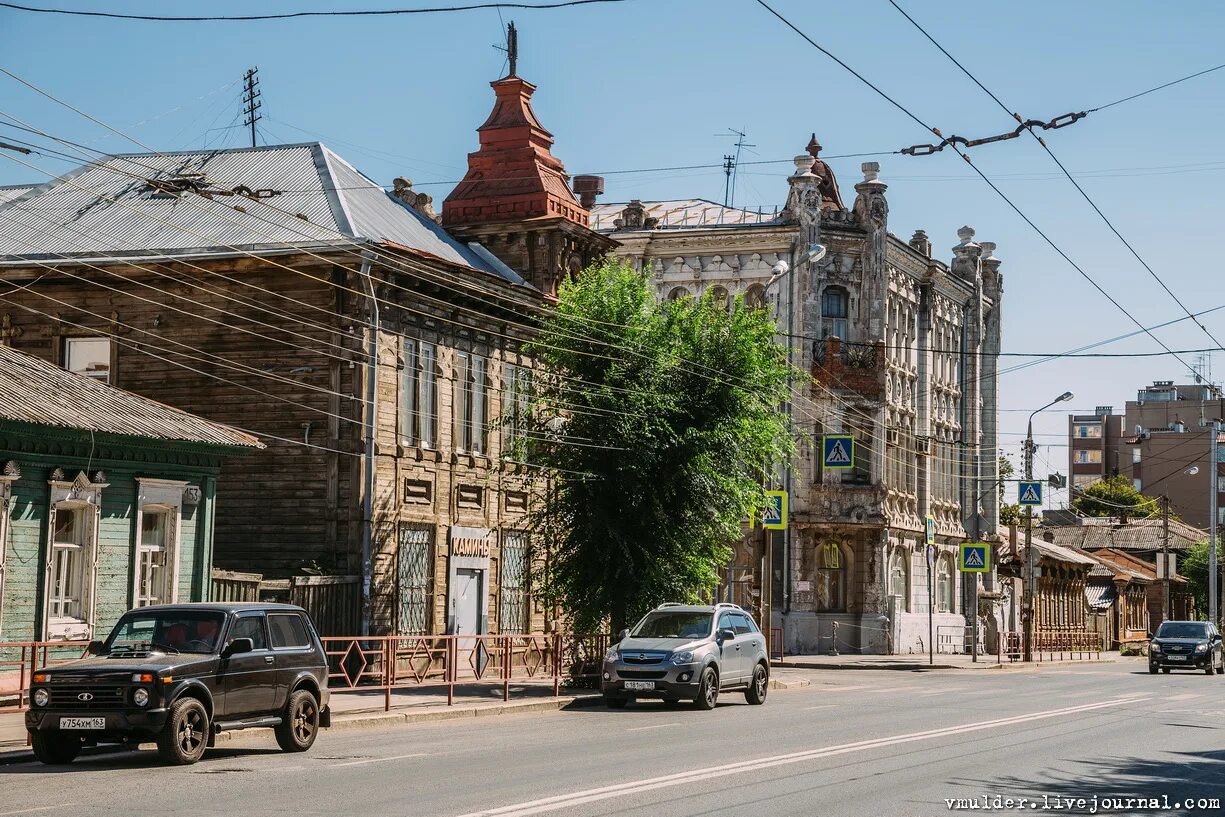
936,555,955,614
132,478,186,609
400,338,438,449
44,471,107,641
0,465,17,638
455,351,488,455
888,547,911,613
63,336,113,384
503,363,533,459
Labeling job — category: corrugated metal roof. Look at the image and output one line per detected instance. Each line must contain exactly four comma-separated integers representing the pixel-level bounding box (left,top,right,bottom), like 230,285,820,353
1033,540,1100,566
1042,519,1204,552
1085,584,1116,610
0,143,523,284
591,199,781,231
0,344,261,449
0,185,35,207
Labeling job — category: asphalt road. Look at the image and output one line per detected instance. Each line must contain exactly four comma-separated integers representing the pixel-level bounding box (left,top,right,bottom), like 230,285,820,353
2,659,1223,817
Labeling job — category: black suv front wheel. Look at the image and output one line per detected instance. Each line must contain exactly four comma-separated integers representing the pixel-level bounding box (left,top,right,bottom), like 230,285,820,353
31,731,80,765
275,690,320,752
158,697,210,765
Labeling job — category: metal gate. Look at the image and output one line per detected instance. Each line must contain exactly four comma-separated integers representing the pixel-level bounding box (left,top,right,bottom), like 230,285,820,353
398,524,433,635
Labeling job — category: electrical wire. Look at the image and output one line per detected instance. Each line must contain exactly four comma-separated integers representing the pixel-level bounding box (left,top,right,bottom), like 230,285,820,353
886,0,1225,357
0,1,634,22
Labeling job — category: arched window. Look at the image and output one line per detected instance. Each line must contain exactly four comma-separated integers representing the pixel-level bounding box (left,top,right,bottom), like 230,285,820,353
709,285,730,312
888,547,911,612
667,286,690,301
822,286,849,339
744,284,767,310
936,555,955,613
816,542,848,612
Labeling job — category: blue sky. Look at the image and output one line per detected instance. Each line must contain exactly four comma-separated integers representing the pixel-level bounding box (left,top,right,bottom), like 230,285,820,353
2,0,1224,507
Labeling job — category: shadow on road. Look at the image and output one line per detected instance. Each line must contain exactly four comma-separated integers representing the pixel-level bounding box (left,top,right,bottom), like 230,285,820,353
0,746,284,775
963,749,1225,812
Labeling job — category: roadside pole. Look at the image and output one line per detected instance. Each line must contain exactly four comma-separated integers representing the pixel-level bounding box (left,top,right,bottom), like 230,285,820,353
1162,495,1171,623
926,545,934,666
1210,420,1220,628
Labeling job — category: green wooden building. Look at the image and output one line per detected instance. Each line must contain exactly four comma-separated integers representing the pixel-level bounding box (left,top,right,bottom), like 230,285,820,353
0,345,261,643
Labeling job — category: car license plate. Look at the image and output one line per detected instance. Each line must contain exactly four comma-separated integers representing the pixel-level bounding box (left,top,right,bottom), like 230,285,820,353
1167,655,1186,661
624,681,655,691
59,717,106,730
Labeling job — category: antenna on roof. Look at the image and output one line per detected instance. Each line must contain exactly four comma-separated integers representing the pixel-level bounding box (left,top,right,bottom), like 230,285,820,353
716,128,755,208
242,67,262,148
493,21,518,77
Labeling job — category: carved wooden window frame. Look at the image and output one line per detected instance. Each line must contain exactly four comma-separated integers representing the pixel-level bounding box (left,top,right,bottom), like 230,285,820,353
132,478,187,608
44,472,108,641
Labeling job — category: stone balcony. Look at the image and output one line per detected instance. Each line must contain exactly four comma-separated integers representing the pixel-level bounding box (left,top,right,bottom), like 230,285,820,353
812,336,885,400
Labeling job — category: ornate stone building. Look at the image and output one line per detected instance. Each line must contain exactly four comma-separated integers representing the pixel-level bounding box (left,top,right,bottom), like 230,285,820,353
593,139,1004,654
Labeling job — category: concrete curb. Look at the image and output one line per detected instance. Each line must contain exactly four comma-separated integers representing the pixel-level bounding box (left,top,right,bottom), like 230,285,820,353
772,658,1117,672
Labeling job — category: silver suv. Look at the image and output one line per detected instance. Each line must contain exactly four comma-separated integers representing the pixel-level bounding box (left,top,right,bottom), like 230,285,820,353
601,603,769,710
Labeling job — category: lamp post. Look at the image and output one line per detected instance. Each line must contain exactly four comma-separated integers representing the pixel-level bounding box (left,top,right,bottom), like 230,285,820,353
764,244,826,648
1023,390,1074,662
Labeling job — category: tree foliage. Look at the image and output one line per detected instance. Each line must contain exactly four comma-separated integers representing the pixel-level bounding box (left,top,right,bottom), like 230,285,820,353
999,454,1020,526
1179,540,1211,620
1070,475,1161,519
523,259,796,633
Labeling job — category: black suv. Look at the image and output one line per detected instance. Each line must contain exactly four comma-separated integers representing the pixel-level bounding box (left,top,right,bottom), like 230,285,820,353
26,603,331,766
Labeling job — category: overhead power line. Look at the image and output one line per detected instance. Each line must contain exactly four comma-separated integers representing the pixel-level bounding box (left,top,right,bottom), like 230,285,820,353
0,1,633,21
886,0,1225,356
754,0,1201,377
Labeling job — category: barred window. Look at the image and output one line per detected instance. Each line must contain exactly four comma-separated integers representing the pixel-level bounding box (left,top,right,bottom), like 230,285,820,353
397,524,434,635
498,531,530,634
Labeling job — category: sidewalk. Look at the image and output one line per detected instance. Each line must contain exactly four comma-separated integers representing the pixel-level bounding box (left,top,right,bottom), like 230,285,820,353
0,672,813,764
772,651,1111,671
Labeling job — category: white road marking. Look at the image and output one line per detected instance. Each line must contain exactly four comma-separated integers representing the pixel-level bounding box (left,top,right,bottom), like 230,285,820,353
454,696,1149,817
625,722,682,732
1167,692,1202,701
802,705,836,711
329,752,427,768
0,807,77,817
915,687,965,695
807,684,869,693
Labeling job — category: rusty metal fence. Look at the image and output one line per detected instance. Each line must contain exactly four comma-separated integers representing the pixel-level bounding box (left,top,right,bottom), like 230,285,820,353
999,630,1102,662
322,633,609,711
0,641,90,710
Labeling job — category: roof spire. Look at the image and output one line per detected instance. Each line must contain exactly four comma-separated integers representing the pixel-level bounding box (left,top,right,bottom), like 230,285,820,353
806,132,822,157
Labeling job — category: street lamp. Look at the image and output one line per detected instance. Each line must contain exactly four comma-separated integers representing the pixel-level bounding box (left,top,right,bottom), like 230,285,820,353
762,243,826,647
1022,390,1074,662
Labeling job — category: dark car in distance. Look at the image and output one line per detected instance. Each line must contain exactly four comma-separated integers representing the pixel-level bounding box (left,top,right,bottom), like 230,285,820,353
1148,620,1224,676
26,603,331,765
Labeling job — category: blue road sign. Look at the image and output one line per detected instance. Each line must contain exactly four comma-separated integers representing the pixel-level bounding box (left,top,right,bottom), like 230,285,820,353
959,542,990,573
1018,480,1043,506
823,435,854,469
763,490,787,530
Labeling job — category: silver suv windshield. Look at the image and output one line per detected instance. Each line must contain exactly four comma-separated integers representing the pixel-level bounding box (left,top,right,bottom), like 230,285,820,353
631,611,712,639
1156,622,1209,640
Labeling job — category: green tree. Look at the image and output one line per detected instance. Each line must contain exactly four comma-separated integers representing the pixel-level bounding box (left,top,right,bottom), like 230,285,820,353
999,454,1020,526
1070,474,1161,519
1179,541,1211,619
524,259,796,633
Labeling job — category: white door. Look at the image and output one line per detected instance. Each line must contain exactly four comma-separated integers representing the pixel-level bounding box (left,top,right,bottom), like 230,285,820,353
453,568,484,676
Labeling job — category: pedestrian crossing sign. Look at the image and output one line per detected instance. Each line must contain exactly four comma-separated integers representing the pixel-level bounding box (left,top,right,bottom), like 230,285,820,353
1018,480,1043,506
822,434,854,469
762,490,787,530
959,542,990,573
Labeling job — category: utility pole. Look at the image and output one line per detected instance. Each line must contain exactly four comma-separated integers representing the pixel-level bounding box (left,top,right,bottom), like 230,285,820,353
1211,419,1220,628
722,155,735,207
1023,429,1035,663
242,67,262,149
1161,494,1171,623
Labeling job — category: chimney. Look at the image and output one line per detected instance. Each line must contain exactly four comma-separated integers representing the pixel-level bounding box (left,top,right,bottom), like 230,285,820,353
909,229,932,257
572,175,604,209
